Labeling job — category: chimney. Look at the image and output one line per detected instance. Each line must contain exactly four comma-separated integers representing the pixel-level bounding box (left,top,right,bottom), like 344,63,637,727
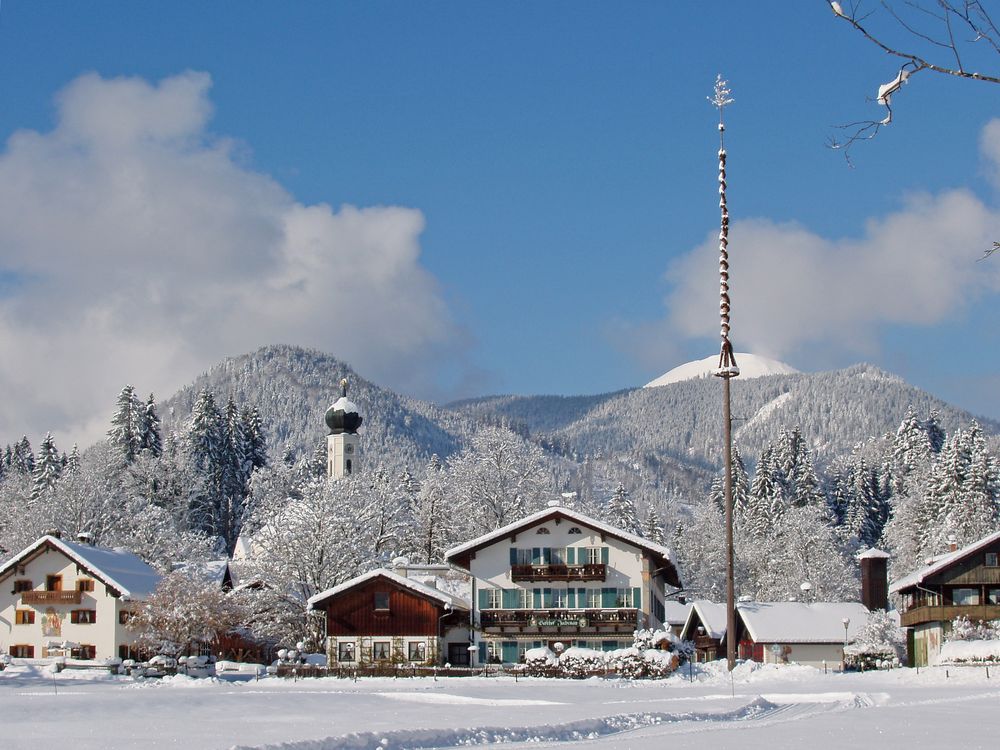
390,556,409,578
948,535,958,553
858,548,890,611
76,532,93,545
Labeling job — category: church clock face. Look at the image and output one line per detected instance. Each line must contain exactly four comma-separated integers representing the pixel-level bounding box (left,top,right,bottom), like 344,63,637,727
345,444,354,454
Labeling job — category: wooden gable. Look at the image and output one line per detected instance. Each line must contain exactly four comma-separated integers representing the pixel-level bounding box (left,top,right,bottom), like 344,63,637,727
315,576,464,637
924,539,1000,588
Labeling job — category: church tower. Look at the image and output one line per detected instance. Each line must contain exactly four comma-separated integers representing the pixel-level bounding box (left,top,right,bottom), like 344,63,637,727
325,378,363,479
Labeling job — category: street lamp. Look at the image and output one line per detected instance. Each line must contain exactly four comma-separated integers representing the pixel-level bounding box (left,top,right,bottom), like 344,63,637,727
842,617,850,672
800,582,812,603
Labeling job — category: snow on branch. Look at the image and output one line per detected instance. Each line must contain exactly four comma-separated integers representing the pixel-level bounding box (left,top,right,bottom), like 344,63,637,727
825,0,1000,161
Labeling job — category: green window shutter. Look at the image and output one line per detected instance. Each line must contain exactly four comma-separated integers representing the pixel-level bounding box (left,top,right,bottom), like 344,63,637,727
567,547,576,565
602,640,617,652
633,587,641,608
601,547,609,564
542,547,551,565
510,548,518,565
478,642,487,663
502,589,519,609
543,588,553,608
479,589,491,610
533,588,542,608
578,587,586,607
533,641,542,649
532,547,541,564
502,642,518,664
568,588,576,608
602,587,616,608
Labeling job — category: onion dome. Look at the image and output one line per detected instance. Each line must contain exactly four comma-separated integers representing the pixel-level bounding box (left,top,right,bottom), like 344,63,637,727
325,378,363,435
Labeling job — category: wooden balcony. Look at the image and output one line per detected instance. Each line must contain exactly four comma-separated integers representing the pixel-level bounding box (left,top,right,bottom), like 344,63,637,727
900,603,1000,628
510,563,607,582
480,608,637,633
20,591,82,605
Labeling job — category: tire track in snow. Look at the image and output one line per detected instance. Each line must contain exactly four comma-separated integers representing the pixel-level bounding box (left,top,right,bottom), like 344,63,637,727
231,694,875,750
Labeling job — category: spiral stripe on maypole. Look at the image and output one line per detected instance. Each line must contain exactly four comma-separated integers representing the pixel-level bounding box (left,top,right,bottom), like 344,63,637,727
711,75,739,377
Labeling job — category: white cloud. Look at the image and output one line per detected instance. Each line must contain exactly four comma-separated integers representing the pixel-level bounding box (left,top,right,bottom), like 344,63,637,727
0,72,467,447
647,119,1000,370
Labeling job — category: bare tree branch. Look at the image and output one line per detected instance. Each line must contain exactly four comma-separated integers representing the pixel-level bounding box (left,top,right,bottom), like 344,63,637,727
825,1,1000,159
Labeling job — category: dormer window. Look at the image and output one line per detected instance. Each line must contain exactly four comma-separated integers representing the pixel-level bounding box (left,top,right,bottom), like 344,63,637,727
986,552,999,567
568,527,582,535
536,528,550,535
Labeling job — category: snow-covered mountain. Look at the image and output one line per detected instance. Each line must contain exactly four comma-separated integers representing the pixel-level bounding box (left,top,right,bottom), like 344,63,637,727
155,347,997,500
644,353,799,388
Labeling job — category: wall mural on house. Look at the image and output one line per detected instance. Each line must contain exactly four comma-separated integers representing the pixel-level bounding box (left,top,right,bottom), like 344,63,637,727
42,608,61,638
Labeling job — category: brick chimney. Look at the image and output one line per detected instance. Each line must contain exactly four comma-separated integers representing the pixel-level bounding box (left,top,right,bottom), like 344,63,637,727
948,535,958,553
858,548,890,611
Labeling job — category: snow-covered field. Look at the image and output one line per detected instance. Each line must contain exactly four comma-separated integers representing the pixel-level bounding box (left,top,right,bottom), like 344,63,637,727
2,661,997,750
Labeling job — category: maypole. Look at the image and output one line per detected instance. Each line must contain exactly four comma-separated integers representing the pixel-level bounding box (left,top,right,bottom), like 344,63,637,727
710,75,739,671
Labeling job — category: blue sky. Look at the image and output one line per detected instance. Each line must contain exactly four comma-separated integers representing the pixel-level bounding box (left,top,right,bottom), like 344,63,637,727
0,2,999,445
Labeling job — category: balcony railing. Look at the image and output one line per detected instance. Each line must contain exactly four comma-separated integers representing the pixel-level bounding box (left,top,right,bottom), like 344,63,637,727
480,608,637,631
510,563,607,582
20,591,82,605
900,603,1000,628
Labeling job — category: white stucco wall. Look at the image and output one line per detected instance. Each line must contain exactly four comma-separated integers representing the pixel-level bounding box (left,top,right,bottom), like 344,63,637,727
0,546,142,661
760,642,847,669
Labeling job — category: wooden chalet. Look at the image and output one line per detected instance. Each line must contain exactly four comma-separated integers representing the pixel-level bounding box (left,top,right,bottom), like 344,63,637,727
890,530,1000,666
308,566,470,667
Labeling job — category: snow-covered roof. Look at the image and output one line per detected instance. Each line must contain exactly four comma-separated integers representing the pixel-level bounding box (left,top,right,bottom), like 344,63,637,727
683,600,729,640
329,396,358,414
176,559,231,588
889,529,1000,594
444,505,678,585
737,602,870,644
307,568,469,611
662,600,691,625
0,535,161,600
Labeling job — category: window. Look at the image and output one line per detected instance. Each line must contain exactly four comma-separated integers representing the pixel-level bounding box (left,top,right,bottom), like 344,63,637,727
345,459,352,474
616,588,635,608
988,589,1000,605
517,589,532,609
986,552,999,567
587,589,602,609
338,642,356,662
372,641,391,661
46,575,62,591
536,527,550,535
407,641,427,662
486,641,502,663
585,547,603,565
119,610,134,625
10,645,34,658
568,527,582,535
516,548,533,565
550,547,566,565
483,588,502,609
76,579,95,592
70,609,97,624
952,588,979,606
374,592,390,611
15,610,35,625
73,645,96,660
13,579,32,593
552,589,569,608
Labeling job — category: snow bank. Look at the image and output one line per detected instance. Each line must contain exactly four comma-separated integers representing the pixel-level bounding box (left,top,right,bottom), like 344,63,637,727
936,640,1000,665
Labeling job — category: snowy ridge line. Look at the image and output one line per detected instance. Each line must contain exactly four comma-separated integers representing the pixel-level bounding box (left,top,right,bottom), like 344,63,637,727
229,698,786,750
736,391,793,437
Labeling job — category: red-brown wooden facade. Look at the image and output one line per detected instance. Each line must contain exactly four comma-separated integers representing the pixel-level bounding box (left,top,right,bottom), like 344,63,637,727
315,577,466,637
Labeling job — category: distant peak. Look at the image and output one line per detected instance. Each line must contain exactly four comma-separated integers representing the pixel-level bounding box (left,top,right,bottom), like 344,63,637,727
644,353,799,388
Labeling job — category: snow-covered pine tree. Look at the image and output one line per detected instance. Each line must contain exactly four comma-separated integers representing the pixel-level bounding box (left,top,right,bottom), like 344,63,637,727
643,509,665,545
745,446,783,538
66,444,81,475
139,394,163,458
607,482,642,535
925,410,946,454
12,436,34,475
186,388,227,545
31,432,62,500
108,385,145,464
